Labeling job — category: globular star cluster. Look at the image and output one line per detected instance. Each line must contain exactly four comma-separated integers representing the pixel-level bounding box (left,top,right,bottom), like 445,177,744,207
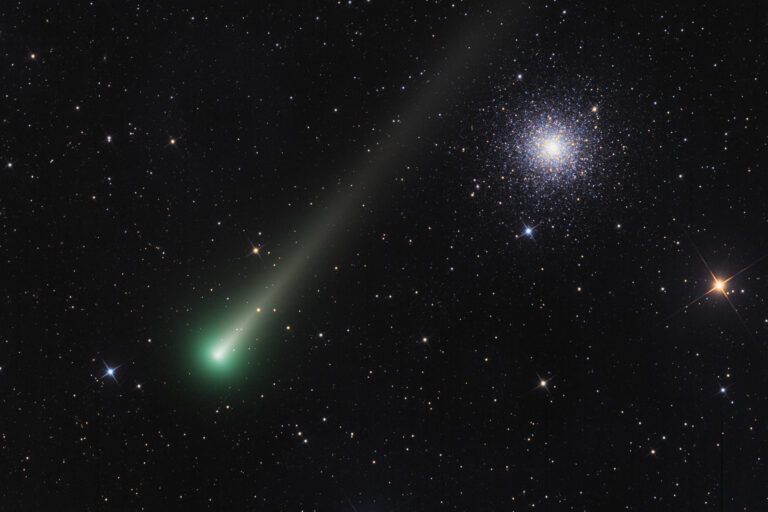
453,85,634,248
493,93,619,205
513,110,588,182
3,1,766,511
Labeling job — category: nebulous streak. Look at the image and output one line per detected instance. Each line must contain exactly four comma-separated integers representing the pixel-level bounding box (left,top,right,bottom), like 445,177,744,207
207,7,518,367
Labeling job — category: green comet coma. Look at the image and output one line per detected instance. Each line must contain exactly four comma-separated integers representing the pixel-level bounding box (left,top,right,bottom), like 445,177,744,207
186,301,280,385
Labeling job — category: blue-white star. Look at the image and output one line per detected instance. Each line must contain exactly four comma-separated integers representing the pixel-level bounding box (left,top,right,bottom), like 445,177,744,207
103,363,118,381
521,223,540,239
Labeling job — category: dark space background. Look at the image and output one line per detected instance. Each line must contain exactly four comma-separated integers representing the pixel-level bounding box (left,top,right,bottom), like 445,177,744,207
2,1,767,510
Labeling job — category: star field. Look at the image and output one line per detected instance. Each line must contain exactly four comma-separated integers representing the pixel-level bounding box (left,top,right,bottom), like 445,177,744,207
2,1,767,510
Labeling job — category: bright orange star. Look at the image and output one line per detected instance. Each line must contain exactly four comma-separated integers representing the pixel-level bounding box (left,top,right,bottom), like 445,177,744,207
673,238,766,336
246,239,264,258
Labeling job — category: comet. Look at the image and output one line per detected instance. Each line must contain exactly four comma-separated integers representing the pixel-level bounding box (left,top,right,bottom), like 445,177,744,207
192,7,509,379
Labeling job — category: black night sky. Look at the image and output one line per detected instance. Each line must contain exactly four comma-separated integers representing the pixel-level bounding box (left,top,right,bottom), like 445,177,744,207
3,1,768,510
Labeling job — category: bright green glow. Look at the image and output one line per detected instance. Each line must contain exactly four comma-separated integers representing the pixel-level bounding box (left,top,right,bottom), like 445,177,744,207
201,339,234,369
189,296,281,383
186,307,260,383
204,260,304,375
210,311,262,367
195,335,247,381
